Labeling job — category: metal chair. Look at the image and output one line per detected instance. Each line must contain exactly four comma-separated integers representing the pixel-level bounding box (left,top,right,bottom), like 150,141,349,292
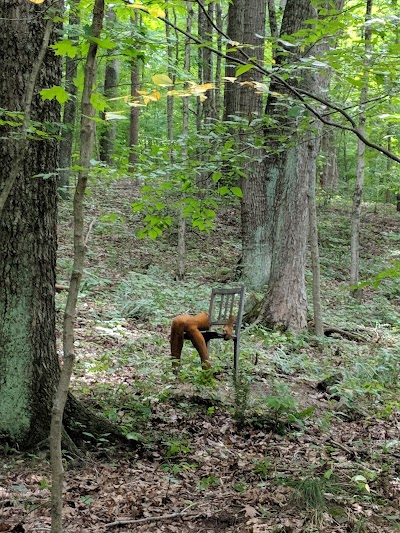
186,286,245,379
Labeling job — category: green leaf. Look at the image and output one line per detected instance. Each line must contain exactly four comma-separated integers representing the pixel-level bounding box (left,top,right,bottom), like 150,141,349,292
51,39,78,58
90,92,108,112
235,64,254,77
212,171,222,182
230,187,243,198
218,186,229,195
40,86,69,104
90,36,117,49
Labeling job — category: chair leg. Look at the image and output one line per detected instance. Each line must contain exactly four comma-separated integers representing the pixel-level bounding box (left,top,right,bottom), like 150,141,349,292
233,339,239,380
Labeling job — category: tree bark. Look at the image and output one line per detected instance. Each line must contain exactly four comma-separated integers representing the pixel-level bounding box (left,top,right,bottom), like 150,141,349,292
128,13,141,170
50,1,105,530
59,0,79,198
258,0,342,332
350,0,373,301
100,9,120,164
176,2,194,280
0,0,62,449
320,127,339,192
223,0,245,121
222,0,269,291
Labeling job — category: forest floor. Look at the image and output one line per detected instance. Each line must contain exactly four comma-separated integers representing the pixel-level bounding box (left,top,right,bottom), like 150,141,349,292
1,181,400,533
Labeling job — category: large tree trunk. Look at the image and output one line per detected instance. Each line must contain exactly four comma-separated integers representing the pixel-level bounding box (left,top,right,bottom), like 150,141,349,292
258,0,322,332
0,0,62,449
223,0,269,291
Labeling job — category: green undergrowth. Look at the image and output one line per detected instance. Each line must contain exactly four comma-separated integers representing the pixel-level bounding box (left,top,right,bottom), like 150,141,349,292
54,192,400,531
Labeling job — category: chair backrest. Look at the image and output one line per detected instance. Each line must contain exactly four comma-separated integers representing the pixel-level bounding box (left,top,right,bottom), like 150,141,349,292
208,286,245,335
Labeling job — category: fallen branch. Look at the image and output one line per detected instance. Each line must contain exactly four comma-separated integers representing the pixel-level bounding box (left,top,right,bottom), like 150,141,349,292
105,511,201,528
323,326,369,342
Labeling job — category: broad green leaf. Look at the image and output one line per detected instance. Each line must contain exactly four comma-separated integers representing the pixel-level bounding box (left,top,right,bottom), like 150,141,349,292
218,186,229,195
90,92,108,112
230,187,243,198
40,86,69,104
51,39,78,58
90,37,117,49
235,64,254,77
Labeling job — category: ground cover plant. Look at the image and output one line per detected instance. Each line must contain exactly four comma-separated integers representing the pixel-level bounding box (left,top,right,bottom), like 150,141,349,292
1,180,399,533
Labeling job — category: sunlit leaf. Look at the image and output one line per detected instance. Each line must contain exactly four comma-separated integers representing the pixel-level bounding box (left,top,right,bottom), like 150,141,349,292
126,3,149,12
235,64,254,77
51,39,78,58
253,82,269,92
148,6,165,17
29,0,45,3
40,86,69,104
222,76,237,83
152,73,173,86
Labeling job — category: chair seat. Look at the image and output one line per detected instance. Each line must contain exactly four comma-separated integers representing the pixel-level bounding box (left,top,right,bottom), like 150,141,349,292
184,330,237,342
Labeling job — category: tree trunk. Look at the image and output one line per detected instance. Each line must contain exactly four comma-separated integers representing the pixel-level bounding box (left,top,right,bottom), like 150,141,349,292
51,1,105,529
350,0,373,301
0,0,62,449
165,8,175,148
59,0,79,198
128,13,141,170
223,0,245,121
308,139,324,337
176,2,193,281
258,0,342,332
320,127,339,192
214,2,223,119
223,0,269,291
100,9,120,164
202,1,215,122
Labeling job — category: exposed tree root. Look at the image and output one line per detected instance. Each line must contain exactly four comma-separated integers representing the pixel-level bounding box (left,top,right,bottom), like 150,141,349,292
63,393,141,453
322,326,368,342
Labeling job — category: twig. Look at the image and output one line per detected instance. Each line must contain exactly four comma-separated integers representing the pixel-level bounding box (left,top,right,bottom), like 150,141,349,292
104,511,201,528
84,216,97,246
329,439,359,458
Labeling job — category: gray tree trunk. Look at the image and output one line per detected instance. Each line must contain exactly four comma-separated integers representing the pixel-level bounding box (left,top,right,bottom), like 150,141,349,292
176,2,194,281
0,0,62,448
223,0,269,291
223,0,244,121
100,9,120,164
259,0,324,332
320,127,340,192
128,13,141,170
59,0,79,197
350,0,373,301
